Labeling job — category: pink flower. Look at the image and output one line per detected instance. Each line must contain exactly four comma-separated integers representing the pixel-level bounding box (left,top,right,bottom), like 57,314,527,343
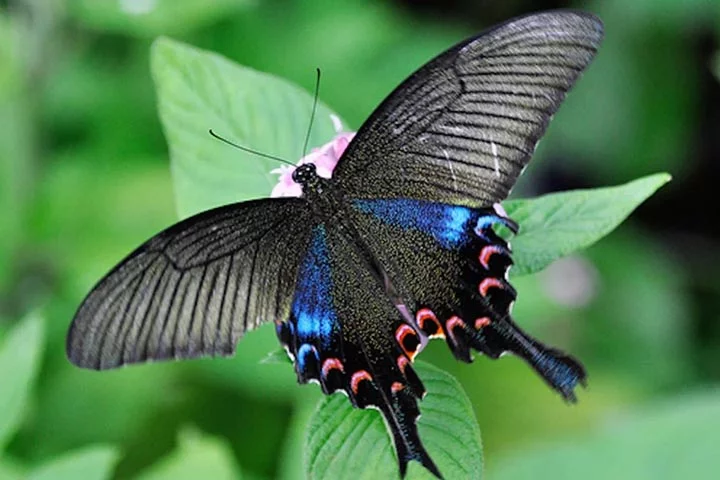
271,116,355,198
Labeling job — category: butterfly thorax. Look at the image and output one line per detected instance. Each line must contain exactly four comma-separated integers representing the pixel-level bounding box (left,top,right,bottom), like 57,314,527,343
293,163,340,215
292,163,323,191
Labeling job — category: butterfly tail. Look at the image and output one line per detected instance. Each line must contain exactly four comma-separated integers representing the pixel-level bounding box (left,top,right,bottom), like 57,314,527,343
489,320,587,402
377,387,443,479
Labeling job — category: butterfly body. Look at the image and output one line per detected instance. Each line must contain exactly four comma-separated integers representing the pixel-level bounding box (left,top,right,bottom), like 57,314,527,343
68,11,604,478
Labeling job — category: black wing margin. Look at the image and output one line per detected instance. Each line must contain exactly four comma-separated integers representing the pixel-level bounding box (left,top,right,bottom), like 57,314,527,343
333,11,604,205
68,198,311,370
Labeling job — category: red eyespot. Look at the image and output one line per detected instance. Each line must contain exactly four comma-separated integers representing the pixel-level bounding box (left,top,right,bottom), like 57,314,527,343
350,370,373,395
321,357,345,378
446,316,464,332
416,308,443,337
475,317,491,329
479,278,504,297
445,316,465,344
479,245,504,269
395,324,420,359
397,355,409,375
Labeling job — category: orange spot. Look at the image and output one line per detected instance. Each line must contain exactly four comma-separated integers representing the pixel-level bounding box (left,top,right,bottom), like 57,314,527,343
395,324,419,358
475,317,491,329
479,245,503,269
416,308,442,336
479,277,504,297
321,358,344,378
391,382,404,393
350,370,372,395
397,355,409,375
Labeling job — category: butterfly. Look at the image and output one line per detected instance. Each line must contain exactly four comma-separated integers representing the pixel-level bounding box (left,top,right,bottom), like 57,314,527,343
67,10,604,479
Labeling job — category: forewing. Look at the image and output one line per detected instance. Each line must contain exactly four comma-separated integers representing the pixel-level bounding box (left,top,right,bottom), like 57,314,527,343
68,198,311,370
333,11,603,205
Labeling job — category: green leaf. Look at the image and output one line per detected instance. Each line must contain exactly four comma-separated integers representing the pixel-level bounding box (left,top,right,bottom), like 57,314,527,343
504,173,671,277
0,313,44,450
278,391,322,480
0,14,31,292
151,37,344,219
305,361,482,480
27,445,119,480
260,348,292,365
66,0,249,36
490,390,720,480
135,427,241,480
0,457,26,480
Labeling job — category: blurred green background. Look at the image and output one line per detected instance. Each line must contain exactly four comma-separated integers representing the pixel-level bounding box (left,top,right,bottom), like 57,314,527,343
1,0,720,478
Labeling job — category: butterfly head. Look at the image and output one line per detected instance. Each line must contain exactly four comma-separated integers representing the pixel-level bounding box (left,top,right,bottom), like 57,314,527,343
292,163,319,187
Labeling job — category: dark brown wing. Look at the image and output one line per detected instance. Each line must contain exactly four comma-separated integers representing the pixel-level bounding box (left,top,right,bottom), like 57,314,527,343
67,198,311,370
333,11,603,205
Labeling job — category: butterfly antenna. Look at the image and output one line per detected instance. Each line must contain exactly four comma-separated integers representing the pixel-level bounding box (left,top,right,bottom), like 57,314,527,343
301,67,321,158
208,129,296,167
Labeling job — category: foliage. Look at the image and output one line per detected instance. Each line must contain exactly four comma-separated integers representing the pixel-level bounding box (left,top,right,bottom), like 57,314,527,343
505,173,671,277
151,37,342,218
27,446,120,480
306,362,482,480
0,314,43,451
490,390,720,480
135,428,241,480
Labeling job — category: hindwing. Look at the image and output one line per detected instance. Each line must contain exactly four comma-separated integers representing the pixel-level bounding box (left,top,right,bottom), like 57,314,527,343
349,198,586,401
276,224,441,478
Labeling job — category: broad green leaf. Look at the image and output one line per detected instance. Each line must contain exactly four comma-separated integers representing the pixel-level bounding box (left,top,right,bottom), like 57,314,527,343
66,0,248,36
33,360,182,457
306,361,482,480
260,348,292,365
0,458,25,480
279,391,322,480
28,445,119,480
0,15,30,291
491,390,720,480
135,427,241,480
151,37,344,219
504,173,671,277
0,313,44,450
187,324,299,401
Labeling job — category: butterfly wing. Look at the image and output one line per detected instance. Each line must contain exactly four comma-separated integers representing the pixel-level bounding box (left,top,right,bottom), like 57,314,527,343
68,198,312,370
333,11,603,205
349,198,586,401
276,223,441,478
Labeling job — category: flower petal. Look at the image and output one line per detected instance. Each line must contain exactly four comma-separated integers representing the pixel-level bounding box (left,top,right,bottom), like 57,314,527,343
269,131,356,198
